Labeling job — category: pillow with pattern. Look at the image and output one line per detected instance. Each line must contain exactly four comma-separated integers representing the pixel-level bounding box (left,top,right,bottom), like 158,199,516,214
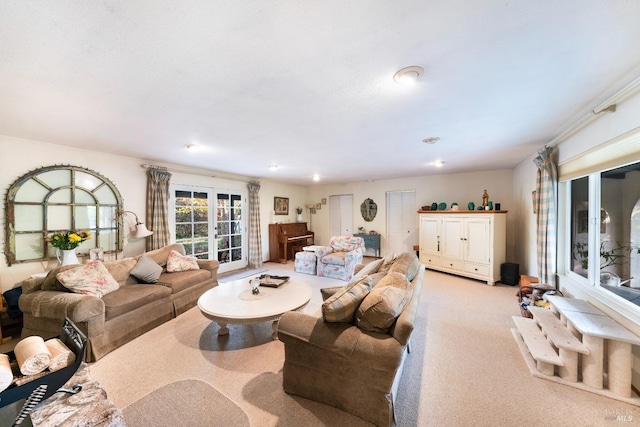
166,250,200,273
56,260,120,297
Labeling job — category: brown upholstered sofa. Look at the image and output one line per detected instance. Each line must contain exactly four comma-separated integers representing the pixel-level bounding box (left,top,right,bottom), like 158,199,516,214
18,243,218,362
277,252,424,427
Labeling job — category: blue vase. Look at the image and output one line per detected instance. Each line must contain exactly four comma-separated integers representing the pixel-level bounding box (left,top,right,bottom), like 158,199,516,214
488,201,494,210
467,202,475,211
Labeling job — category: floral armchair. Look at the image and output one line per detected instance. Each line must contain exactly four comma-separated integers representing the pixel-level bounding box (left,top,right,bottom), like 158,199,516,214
315,236,366,281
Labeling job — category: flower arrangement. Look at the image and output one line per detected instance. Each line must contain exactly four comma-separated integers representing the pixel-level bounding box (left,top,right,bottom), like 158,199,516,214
47,230,91,250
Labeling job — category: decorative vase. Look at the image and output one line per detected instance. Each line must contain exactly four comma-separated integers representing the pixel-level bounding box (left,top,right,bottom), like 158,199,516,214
297,213,303,222
57,249,80,266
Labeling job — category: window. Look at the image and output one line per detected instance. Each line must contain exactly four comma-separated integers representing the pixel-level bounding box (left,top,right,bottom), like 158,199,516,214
174,190,210,259
566,162,640,306
5,165,123,265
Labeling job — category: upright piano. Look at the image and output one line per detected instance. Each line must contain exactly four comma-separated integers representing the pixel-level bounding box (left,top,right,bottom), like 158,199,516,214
269,223,315,263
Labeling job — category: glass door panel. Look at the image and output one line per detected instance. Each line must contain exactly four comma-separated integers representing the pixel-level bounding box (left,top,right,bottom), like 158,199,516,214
216,192,245,272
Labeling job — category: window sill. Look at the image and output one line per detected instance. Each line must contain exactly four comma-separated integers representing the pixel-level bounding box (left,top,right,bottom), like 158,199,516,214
558,273,640,335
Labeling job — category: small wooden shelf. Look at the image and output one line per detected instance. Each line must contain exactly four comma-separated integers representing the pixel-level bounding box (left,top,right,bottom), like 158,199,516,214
417,210,508,214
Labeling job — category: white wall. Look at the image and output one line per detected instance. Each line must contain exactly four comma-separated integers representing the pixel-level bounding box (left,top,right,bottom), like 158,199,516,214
0,136,149,290
306,169,515,258
0,136,308,292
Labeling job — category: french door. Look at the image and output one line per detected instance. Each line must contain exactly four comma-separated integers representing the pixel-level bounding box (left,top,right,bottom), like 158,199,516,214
170,185,247,273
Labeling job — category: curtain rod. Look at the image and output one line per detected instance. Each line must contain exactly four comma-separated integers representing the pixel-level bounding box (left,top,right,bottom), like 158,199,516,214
546,75,640,149
141,163,257,183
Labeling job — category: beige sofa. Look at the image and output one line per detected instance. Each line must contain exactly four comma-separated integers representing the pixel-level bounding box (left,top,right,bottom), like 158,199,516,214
18,243,218,362
277,252,424,427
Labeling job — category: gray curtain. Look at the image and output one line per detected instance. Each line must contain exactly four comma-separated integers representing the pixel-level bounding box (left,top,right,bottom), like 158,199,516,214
146,167,172,251
247,181,263,268
534,147,558,286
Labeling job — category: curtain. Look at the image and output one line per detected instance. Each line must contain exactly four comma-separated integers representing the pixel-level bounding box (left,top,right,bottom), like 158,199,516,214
146,167,172,251
534,147,558,286
247,181,263,268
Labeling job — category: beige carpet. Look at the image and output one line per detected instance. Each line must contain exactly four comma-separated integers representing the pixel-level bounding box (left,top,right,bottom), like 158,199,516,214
89,262,640,426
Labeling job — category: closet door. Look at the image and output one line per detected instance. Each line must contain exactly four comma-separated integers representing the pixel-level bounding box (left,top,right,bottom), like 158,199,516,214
329,195,353,238
386,190,416,254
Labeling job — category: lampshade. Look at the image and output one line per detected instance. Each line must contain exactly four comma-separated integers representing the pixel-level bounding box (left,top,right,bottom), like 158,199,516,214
133,223,154,238
118,210,154,239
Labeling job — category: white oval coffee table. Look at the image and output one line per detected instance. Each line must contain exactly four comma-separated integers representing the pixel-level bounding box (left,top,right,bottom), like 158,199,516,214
197,276,312,339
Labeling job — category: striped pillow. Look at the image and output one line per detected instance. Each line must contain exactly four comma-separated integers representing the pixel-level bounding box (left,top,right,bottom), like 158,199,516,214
322,276,372,323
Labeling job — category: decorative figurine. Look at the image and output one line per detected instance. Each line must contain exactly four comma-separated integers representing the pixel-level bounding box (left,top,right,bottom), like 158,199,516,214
482,189,489,207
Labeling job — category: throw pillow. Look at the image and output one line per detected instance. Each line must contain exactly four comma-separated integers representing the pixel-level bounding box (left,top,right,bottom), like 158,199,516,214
378,253,397,274
388,252,420,282
41,265,77,292
56,261,120,298
322,276,372,323
375,271,410,291
166,250,200,273
355,284,410,333
130,254,163,283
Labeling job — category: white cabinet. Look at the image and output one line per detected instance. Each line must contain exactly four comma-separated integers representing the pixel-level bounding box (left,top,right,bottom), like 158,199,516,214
418,212,506,285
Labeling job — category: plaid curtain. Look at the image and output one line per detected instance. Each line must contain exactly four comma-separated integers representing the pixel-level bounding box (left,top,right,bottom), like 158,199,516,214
247,181,263,268
146,167,172,251
534,147,558,286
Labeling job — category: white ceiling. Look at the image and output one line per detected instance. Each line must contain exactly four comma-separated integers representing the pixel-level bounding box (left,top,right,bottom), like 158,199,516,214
2,1,640,185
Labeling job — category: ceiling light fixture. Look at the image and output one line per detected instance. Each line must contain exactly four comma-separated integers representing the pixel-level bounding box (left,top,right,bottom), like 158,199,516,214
185,144,198,151
393,66,424,85
422,137,440,144
312,174,320,182
269,165,279,171
432,160,445,168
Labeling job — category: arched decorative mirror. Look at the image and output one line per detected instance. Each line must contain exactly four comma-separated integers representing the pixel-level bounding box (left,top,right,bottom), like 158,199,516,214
4,165,123,265
360,198,377,222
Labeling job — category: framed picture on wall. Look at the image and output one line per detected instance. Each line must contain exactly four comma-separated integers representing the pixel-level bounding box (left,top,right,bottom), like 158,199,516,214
274,197,289,215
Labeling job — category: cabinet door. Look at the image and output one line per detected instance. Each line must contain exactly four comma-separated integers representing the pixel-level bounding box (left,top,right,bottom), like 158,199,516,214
465,217,491,263
442,217,464,259
419,216,441,256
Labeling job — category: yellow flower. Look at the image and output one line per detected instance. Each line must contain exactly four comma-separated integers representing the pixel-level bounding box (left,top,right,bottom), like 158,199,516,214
69,233,82,243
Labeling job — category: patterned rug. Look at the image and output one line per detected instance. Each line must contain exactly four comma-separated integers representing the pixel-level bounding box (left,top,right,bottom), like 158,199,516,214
123,379,249,427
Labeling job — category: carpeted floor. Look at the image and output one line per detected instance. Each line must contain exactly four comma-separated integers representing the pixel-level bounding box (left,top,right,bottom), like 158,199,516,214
88,261,640,426
218,268,268,283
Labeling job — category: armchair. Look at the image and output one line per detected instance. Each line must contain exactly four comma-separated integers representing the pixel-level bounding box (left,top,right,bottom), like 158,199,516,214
315,236,366,281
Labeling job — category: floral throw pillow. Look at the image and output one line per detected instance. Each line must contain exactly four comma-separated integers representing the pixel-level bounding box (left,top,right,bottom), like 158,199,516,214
56,260,120,298
166,250,200,273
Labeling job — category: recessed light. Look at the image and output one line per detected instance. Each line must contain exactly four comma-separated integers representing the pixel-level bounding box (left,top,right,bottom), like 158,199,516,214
433,160,445,167
312,174,320,182
269,165,279,171
422,137,440,144
393,66,424,85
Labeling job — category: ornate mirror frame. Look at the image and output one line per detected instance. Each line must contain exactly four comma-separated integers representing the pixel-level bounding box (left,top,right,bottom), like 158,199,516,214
360,198,378,222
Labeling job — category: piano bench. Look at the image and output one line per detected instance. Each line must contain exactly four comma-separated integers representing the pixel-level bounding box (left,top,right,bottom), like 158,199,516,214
294,251,317,275
290,244,305,260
